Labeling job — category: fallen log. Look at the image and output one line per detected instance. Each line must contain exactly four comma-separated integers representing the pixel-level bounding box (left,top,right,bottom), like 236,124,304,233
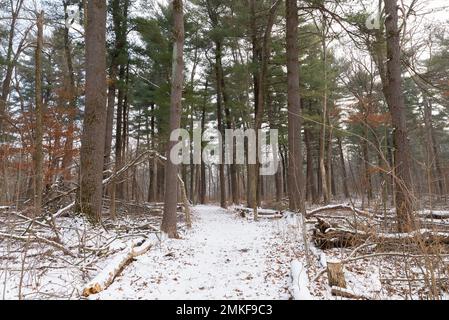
422,211,449,220
82,235,159,297
258,214,283,219
375,229,449,247
312,218,449,249
313,229,362,249
290,260,313,300
234,207,283,219
313,218,363,249
331,286,367,300
306,204,371,219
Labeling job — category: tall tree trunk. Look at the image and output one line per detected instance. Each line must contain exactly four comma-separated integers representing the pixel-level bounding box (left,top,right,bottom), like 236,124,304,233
145,117,152,203
246,0,259,210
189,114,195,203
280,144,288,197
161,0,184,238
122,62,130,157
253,0,281,211
286,0,305,213
216,45,237,205
275,164,283,202
0,0,24,141
362,126,373,202
76,0,108,223
107,0,128,215
319,36,330,204
114,64,125,200
267,83,282,203
423,97,444,198
61,1,77,179
327,120,334,197
104,73,116,172
34,11,44,215
188,40,199,203
386,132,395,206
113,0,130,200
122,62,131,200
150,104,158,202
222,74,238,205
216,51,227,209
199,81,208,204
214,41,227,209
105,0,120,172
305,128,318,203
0,1,27,203
383,0,414,232
205,0,226,208
330,159,337,196
337,136,350,198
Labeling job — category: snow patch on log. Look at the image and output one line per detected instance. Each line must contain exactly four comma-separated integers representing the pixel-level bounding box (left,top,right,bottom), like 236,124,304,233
82,234,160,297
306,204,370,218
53,201,75,218
376,228,449,240
420,210,449,219
290,260,313,300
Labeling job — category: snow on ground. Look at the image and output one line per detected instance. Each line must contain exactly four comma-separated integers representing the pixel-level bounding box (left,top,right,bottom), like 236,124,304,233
91,205,305,300
4,202,447,300
0,211,162,300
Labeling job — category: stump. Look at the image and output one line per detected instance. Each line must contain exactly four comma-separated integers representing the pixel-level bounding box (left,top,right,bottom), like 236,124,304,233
327,260,346,288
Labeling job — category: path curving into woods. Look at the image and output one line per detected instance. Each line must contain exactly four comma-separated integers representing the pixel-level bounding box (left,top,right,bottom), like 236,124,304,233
92,205,304,300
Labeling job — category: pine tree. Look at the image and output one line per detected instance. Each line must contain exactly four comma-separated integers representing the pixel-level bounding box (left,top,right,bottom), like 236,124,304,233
76,0,108,223
161,0,185,238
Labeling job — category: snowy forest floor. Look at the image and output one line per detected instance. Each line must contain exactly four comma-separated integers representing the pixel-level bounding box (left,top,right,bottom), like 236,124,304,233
91,205,303,300
2,203,449,300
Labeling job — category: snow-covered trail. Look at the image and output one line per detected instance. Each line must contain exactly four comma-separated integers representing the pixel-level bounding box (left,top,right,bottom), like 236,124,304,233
93,205,304,300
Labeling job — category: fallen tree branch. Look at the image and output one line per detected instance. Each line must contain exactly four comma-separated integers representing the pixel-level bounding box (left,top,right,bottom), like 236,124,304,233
312,218,364,249
306,204,371,219
102,150,159,186
82,235,159,297
421,211,449,220
44,149,191,226
11,211,51,229
53,201,75,219
312,217,449,249
0,232,77,257
44,187,77,206
45,151,161,207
